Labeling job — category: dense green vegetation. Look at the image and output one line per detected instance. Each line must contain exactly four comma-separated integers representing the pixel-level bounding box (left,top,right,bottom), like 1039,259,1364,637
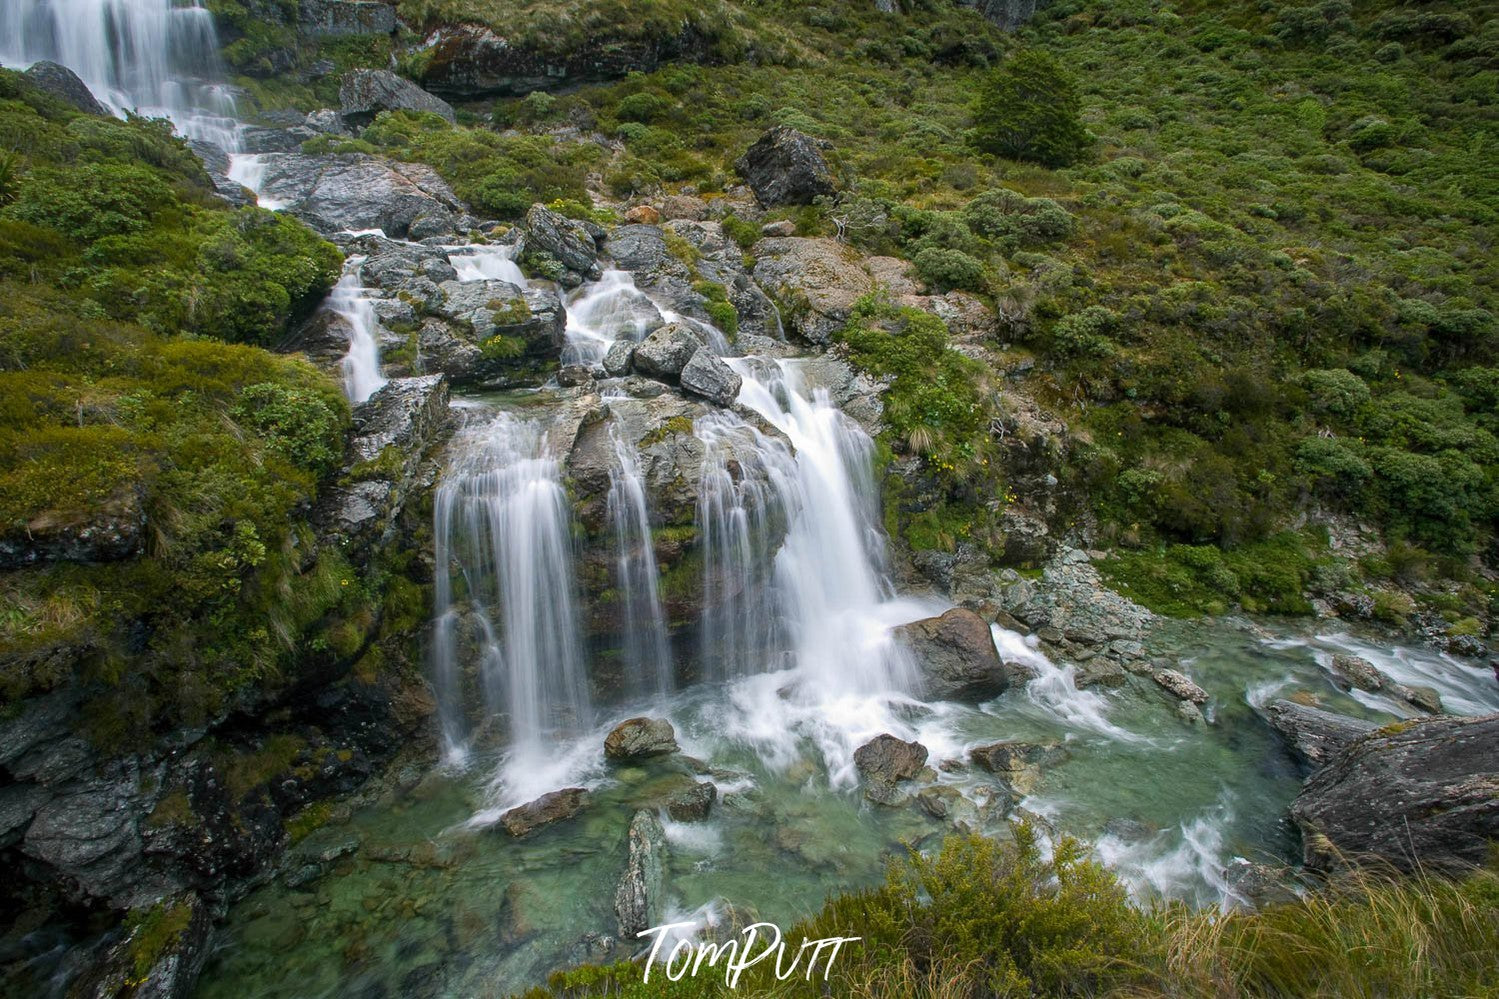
518,830,1499,998
0,70,360,747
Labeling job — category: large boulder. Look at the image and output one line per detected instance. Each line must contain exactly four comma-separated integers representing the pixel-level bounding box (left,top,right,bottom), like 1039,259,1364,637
678,347,742,406
1290,713,1499,875
250,153,463,238
614,809,667,938
735,126,836,207
1263,699,1377,769
339,69,455,126
632,323,704,380
853,734,928,805
23,61,106,115
896,608,1018,702
603,717,679,761
522,204,600,277
499,787,590,837
751,237,874,344
432,280,564,361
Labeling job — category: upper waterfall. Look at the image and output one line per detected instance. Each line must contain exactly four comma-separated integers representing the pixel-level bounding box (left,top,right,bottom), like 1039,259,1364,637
0,0,239,145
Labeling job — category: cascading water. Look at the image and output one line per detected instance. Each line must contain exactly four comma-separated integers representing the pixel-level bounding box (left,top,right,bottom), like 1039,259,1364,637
329,256,388,405
448,242,527,284
0,0,240,147
605,416,673,700
430,413,592,769
563,269,668,365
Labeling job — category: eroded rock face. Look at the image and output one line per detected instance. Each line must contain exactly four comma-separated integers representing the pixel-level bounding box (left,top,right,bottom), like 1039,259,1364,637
339,69,455,126
499,788,591,837
897,608,1020,702
735,126,836,207
1290,712,1499,875
614,809,667,938
603,717,679,760
1263,699,1377,769
250,153,464,238
23,61,106,115
301,0,396,38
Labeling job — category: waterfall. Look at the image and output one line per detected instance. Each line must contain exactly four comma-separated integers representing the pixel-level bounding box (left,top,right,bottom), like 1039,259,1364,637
0,0,240,147
431,413,592,766
563,270,664,365
695,358,916,698
605,419,673,699
448,243,527,285
328,257,388,405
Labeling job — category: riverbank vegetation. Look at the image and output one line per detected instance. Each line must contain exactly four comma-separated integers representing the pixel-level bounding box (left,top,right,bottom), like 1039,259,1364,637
0,69,361,747
520,830,1499,998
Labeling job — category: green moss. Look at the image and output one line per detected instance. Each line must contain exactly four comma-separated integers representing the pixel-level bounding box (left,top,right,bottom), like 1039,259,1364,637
480,334,528,360
1100,533,1322,617
221,734,307,800
285,801,334,844
639,416,695,447
124,901,193,985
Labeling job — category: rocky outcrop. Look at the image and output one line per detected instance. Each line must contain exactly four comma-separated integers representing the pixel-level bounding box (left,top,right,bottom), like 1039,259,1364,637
428,279,566,379
499,788,591,837
0,486,145,569
1290,713,1499,875
416,23,714,98
678,347,741,406
603,717,679,760
23,61,106,115
896,608,1022,701
614,809,667,938
1263,699,1377,769
853,735,928,805
959,0,1054,31
735,126,836,207
301,0,397,37
249,153,465,238
751,237,873,344
339,69,455,126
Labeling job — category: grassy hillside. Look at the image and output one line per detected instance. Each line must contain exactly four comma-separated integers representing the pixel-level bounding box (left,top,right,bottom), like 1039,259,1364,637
0,71,363,747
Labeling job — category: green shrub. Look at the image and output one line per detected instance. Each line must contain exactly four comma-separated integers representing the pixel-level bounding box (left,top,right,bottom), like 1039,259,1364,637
912,246,986,293
972,50,1090,167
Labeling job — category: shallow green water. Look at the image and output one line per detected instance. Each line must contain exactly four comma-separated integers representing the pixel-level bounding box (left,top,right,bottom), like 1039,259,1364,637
193,617,1496,998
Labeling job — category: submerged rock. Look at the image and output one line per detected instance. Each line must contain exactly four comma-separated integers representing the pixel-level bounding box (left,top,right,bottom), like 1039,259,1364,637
1263,699,1377,769
969,740,1066,795
1327,653,1444,714
339,68,455,126
665,781,718,822
1290,712,1499,875
896,607,1019,702
735,125,836,207
604,718,679,761
678,347,742,406
499,788,590,837
614,809,667,939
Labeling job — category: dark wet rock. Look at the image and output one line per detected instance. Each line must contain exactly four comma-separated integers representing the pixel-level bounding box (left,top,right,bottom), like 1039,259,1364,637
614,809,668,938
897,608,1020,702
249,153,464,239
665,781,717,822
1152,668,1209,704
601,339,636,377
416,22,713,98
1291,713,1499,875
678,347,741,406
301,0,397,37
240,125,317,153
632,323,704,380
557,364,593,387
521,204,600,277
66,892,213,999
1401,684,1443,714
751,237,872,344
1263,699,1377,769
735,126,835,207
339,69,455,126
0,485,146,569
1222,858,1300,909
960,0,1054,31
854,735,928,805
499,788,591,837
23,61,107,115
604,717,679,761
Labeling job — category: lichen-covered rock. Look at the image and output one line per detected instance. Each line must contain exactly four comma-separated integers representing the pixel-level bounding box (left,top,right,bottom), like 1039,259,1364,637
1263,699,1377,769
23,61,106,115
499,787,590,837
249,153,463,239
735,126,836,206
751,237,873,343
614,809,667,938
896,608,1019,701
1291,713,1499,875
601,338,636,377
522,204,600,277
632,323,704,380
1152,668,1209,704
339,68,455,126
604,717,679,760
300,0,396,37
678,347,742,406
